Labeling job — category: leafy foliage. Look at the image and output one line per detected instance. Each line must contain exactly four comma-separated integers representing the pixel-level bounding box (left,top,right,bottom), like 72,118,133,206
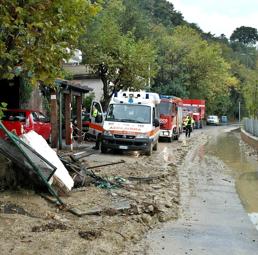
0,102,7,120
0,0,98,84
2,0,258,119
80,0,157,109
230,26,258,45
119,0,152,40
241,63,258,117
152,26,238,114
137,0,184,28
83,92,95,111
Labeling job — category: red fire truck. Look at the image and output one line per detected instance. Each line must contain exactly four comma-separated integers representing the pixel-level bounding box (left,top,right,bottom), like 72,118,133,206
159,95,183,142
182,99,205,129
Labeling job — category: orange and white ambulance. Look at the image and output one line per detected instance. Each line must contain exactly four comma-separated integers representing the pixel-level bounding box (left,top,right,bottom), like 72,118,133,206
89,90,160,155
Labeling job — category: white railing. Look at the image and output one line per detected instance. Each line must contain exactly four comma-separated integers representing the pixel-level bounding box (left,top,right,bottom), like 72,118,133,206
243,118,258,137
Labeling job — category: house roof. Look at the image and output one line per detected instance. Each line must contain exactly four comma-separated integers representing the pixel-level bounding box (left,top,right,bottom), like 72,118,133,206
55,78,93,94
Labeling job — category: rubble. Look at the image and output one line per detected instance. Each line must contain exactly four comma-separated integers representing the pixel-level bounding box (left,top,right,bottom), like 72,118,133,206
78,230,102,240
32,222,69,232
0,120,205,255
20,131,74,192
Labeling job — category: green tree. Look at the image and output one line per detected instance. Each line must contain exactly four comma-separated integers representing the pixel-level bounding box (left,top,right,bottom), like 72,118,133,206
230,26,258,45
153,26,238,113
138,0,184,28
80,0,157,109
83,92,95,111
0,102,7,120
0,0,98,84
242,64,258,117
120,0,152,40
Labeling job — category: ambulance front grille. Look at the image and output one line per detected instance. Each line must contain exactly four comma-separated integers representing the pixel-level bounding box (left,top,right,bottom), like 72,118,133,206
114,134,135,139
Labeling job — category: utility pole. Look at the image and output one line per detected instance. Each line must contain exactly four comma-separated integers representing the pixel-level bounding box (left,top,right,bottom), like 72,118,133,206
239,100,241,125
148,63,151,88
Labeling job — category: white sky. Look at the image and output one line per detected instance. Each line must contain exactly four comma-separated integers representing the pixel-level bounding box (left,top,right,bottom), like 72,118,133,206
169,0,258,38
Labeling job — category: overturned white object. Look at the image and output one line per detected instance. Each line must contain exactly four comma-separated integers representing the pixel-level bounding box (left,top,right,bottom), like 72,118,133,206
20,131,74,193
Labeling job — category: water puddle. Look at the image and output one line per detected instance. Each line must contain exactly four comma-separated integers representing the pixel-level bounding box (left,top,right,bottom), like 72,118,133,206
205,129,258,228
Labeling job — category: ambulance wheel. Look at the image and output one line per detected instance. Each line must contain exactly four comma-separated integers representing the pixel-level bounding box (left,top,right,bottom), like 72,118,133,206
146,145,153,156
153,142,158,151
101,144,108,153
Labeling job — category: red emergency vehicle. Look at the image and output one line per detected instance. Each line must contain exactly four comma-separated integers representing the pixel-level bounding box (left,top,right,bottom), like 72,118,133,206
159,95,183,142
182,99,205,129
0,109,51,141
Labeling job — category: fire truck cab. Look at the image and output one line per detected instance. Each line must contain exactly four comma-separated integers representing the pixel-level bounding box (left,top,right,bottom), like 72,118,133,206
182,99,205,129
159,95,183,142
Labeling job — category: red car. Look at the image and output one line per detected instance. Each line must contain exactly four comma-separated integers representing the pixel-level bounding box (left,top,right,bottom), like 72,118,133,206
0,109,51,141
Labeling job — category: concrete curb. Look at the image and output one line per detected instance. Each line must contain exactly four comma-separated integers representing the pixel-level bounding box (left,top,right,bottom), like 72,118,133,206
241,128,258,151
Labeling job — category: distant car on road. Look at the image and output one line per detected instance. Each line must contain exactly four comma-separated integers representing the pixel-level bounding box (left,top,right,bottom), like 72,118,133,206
206,115,220,125
221,115,228,124
0,109,51,141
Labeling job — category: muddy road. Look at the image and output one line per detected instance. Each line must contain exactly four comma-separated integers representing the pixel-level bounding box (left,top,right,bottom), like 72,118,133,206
135,125,258,255
0,129,188,255
0,126,258,254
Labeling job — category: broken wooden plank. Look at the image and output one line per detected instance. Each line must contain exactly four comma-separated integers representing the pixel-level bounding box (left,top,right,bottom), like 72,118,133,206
70,151,94,162
68,199,131,217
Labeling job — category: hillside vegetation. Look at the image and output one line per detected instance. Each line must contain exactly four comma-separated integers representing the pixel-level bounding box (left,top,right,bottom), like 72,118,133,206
1,0,258,118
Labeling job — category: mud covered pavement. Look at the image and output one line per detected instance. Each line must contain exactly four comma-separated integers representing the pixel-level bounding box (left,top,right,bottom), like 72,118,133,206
133,127,258,255
0,132,207,255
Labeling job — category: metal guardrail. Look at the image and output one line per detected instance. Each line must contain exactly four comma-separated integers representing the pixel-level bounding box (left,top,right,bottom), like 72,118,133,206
243,118,258,137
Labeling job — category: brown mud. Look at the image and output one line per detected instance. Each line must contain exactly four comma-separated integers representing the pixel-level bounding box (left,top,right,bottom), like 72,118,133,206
0,132,207,255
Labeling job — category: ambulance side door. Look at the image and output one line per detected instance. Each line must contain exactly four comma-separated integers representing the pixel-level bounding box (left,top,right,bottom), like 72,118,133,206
88,101,104,139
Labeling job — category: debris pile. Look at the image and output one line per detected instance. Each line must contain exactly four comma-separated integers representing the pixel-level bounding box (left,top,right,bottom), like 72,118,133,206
0,125,130,216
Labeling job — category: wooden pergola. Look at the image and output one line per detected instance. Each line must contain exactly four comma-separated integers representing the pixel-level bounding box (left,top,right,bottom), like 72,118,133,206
50,79,92,150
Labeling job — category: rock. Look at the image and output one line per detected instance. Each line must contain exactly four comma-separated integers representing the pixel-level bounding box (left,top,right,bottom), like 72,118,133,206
154,202,166,213
132,204,142,214
158,212,167,222
165,202,173,208
172,197,179,204
78,230,102,240
110,192,118,197
130,234,140,241
152,185,162,190
141,214,153,224
52,214,69,223
158,211,171,222
147,205,154,212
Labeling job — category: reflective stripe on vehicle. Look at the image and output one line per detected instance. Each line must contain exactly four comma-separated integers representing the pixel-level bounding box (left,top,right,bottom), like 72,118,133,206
89,122,104,132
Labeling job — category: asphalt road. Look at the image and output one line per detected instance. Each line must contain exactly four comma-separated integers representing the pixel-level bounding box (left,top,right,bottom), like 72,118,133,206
144,126,258,255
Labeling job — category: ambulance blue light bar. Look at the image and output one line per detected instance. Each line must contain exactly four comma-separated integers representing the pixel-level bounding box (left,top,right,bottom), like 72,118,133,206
160,95,176,99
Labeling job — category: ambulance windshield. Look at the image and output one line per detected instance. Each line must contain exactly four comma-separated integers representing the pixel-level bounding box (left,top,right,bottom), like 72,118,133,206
106,104,151,124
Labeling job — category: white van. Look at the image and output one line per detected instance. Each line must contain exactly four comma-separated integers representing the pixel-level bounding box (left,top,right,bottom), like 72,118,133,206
88,90,160,155
206,115,220,125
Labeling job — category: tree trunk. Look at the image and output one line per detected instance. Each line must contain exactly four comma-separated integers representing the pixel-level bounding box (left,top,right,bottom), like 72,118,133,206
99,64,112,111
